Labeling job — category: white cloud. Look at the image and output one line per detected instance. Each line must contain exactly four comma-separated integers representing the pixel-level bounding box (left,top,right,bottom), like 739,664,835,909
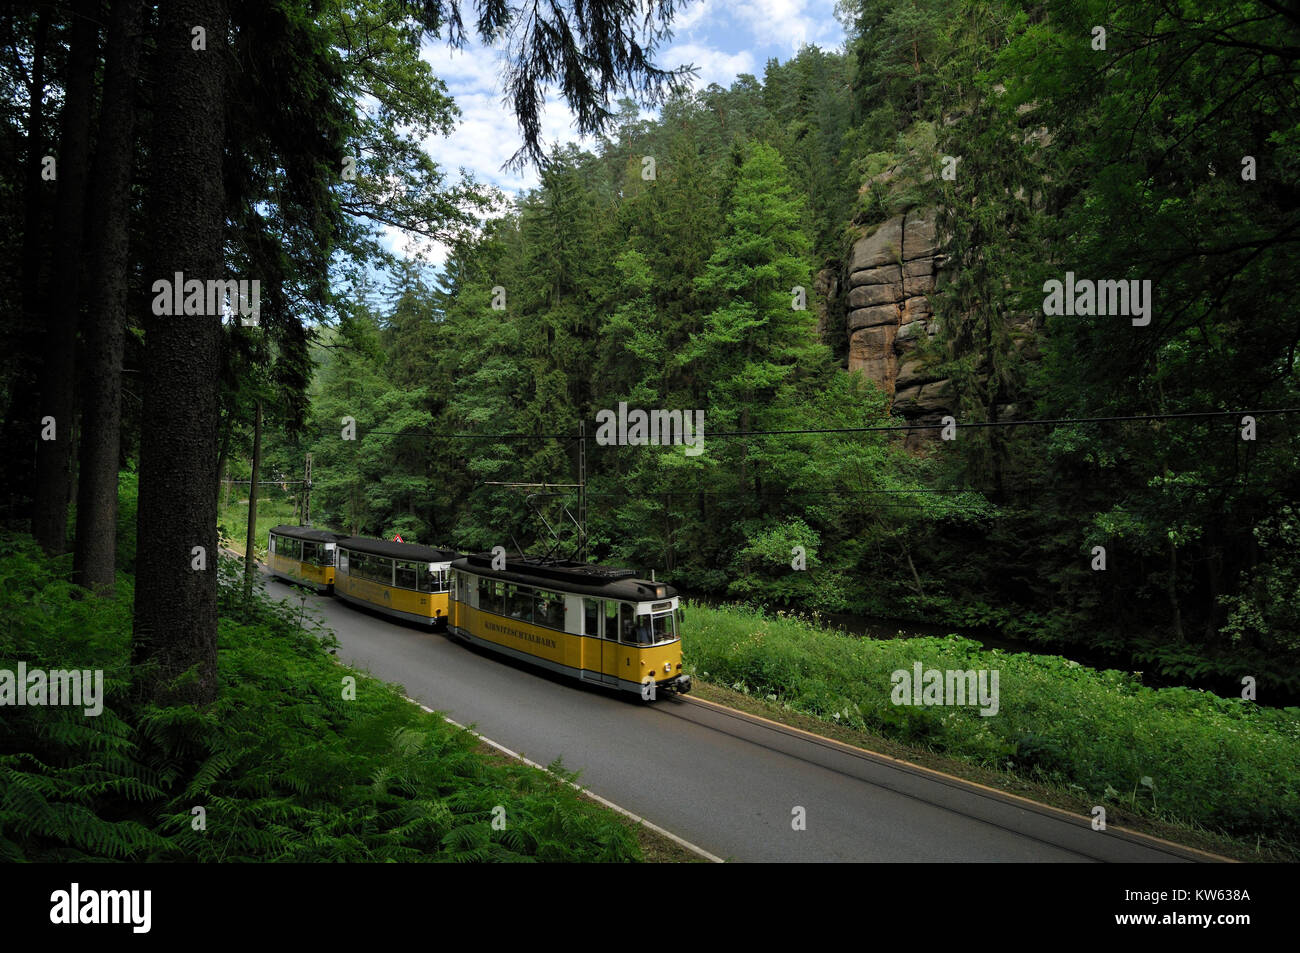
665,42,757,90
422,41,504,96
672,0,714,33
381,224,450,269
718,0,843,52
419,40,594,197
366,4,847,265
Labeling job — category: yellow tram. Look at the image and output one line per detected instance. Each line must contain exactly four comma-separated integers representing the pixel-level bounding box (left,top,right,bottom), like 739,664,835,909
448,553,691,698
333,536,458,627
267,525,346,592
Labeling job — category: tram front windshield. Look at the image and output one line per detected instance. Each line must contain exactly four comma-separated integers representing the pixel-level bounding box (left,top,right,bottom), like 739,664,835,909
632,611,677,645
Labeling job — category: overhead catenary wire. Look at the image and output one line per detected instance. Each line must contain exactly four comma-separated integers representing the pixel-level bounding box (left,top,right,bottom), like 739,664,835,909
576,481,1271,498
326,406,1299,441
299,408,1291,524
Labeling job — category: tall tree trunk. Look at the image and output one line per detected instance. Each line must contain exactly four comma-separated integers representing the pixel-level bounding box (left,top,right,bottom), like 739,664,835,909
244,401,262,601
20,9,49,332
33,0,98,554
131,0,228,707
73,0,145,593
3,9,50,519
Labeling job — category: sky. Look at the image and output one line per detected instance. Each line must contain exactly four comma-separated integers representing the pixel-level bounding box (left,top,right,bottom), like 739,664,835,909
381,0,847,267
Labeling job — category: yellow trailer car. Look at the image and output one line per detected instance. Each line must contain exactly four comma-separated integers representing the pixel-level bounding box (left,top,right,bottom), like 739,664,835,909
267,525,346,592
334,536,458,627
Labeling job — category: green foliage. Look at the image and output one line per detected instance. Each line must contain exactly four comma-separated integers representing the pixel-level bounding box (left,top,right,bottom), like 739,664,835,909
114,470,139,574
255,0,1299,704
1218,506,1300,657
684,601,1300,855
0,535,640,861
843,0,958,135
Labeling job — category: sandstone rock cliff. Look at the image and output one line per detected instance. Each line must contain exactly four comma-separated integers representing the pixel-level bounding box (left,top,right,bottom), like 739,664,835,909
844,208,951,447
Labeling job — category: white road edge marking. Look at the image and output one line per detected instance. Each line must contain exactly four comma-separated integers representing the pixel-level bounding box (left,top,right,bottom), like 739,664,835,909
268,573,722,863
403,696,725,864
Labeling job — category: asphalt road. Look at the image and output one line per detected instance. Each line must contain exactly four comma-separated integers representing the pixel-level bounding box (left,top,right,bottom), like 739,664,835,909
262,573,1202,863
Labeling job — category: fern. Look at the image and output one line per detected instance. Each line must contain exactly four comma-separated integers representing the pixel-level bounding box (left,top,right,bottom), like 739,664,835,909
0,531,647,862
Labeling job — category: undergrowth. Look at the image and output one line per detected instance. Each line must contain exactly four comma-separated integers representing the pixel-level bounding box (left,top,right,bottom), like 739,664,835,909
683,601,1300,858
0,534,639,862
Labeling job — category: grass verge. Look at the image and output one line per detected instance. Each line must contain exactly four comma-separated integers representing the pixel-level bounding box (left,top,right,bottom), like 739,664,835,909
682,601,1300,861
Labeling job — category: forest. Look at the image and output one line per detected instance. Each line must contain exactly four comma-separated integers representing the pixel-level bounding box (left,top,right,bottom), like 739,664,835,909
2,0,1298,704
253,1,1297,701
0,0,1297,865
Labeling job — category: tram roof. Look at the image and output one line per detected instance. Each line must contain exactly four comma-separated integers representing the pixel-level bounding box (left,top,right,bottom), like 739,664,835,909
337,536,460,563
268,525,347,543
452,553,677,601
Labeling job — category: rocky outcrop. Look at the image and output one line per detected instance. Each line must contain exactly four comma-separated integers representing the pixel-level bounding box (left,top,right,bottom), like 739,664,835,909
844,208,951,446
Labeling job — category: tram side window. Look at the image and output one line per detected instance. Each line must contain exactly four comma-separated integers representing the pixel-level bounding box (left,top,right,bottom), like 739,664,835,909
605,600,619,639
583,598,600,637
477,576,496,612
619,603,635,643
395,560,419,590
281,537,300,560
504,584,534,623
417,566,448,593
269,535,276,554
301,542,318,565
535,590,564,629
353,553,392,584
